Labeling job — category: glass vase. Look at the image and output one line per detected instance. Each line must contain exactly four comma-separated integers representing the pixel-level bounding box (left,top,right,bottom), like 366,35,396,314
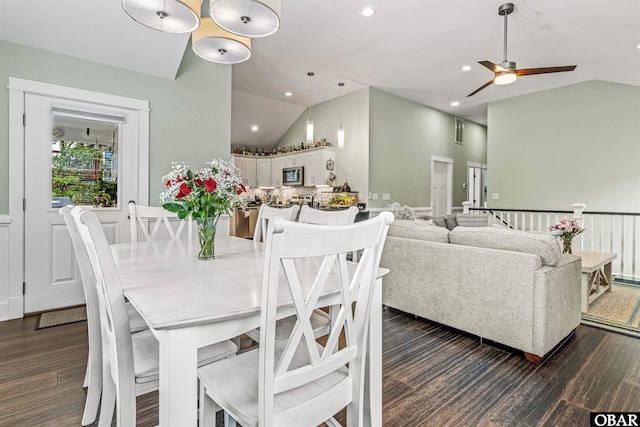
562,236,572,254
196,216,219,260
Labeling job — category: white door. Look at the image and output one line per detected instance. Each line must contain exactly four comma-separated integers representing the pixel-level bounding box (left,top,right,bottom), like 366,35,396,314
430,156,453,217
24,93,139,313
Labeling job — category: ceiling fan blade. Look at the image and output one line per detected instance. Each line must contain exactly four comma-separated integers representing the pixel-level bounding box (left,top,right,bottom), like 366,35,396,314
478,60,505,73
516,65,577,76
467,79,496,97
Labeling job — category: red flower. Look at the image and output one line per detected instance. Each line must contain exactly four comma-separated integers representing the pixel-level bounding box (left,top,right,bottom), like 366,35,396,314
194,178,204,186
236,183,246,195
205,178,217,193
165,179,172,187
176,182,191,199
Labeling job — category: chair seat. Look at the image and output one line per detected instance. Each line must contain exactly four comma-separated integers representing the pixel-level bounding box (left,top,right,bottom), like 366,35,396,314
126,302,148,333
133,329,238,384
198,341,349,427
244,309,331,343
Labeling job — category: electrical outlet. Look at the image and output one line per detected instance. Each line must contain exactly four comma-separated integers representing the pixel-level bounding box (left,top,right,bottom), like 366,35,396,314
372,193,379,200
492,193,500,200
382,193,391,201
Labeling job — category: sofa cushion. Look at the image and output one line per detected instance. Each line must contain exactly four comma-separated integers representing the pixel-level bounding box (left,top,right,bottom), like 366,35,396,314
444,214,458,230
387,219,450,243
455,214,489,227
448,226,561,266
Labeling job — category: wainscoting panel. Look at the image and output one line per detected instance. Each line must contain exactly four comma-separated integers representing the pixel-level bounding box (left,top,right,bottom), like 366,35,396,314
0,216,12,321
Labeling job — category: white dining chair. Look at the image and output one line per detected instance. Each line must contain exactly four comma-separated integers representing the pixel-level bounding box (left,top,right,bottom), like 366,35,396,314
252,204,300,243
245,205,359,344
128,200,192,243
297,205,358,225
72,207,238,427
60,206,148,426
198,212,394,427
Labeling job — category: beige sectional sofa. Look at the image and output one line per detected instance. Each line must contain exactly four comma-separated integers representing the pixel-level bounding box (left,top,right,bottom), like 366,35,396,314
380,218,582,362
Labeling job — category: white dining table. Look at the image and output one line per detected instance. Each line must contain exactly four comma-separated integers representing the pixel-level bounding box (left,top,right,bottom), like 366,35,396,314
110,234,385,427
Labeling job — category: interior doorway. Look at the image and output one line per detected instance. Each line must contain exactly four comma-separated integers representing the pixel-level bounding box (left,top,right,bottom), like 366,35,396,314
430,156,453,216
467,162,487,208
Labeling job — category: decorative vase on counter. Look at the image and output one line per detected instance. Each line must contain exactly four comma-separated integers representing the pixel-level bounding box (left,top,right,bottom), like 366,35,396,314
562,236,573,254
196,216,219,260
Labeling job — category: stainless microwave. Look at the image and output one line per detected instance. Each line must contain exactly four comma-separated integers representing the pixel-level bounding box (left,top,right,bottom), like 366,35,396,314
282,166,304,186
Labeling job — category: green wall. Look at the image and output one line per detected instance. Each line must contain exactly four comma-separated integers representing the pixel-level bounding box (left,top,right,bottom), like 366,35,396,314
368,88,487,208
0,40,231,212
276,88,370,200
487,80,640,212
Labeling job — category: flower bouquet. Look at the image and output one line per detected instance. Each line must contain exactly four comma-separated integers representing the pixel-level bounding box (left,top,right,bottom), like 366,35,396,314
160,158,247,259
549,217,584,254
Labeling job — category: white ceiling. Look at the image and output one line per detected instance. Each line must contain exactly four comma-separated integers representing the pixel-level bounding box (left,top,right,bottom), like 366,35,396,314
2,0,639,149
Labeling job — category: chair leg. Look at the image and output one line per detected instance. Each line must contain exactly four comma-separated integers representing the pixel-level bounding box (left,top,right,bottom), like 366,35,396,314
98,373,116,427
80,356,102,426
82,354,90,388
199,382,219,427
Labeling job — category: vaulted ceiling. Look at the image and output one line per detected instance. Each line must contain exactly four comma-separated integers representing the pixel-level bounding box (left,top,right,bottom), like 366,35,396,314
2,0,639,148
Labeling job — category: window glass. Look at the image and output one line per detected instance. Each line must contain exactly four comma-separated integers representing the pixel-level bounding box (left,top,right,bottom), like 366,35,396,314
51,115,119,208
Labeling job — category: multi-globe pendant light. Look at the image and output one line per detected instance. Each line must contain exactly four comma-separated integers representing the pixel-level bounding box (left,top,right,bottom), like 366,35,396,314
306,72,314,145
121,0,281,64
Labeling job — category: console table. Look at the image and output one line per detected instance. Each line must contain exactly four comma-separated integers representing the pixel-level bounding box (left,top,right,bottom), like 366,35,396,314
574,250,617,313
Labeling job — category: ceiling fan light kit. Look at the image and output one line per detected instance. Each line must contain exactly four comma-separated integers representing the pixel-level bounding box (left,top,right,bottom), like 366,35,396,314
121,0,201,33
467,2,577,97
210,0,281,38
192,17,252,64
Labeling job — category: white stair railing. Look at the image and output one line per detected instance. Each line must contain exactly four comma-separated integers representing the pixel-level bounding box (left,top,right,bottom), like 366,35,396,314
464,201,640,281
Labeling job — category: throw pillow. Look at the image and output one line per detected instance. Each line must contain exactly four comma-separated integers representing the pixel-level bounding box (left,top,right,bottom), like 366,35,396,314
444,214,458,231
430,216,447,228
385,202,416,220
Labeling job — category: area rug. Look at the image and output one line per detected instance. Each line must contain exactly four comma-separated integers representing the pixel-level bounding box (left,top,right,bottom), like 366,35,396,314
581,281,640,338
35,306,87,330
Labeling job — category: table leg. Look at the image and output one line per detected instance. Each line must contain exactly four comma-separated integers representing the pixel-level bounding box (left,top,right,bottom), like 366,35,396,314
158,328,198,427
580,273,589,313
604,262,613,292
364,277,382,427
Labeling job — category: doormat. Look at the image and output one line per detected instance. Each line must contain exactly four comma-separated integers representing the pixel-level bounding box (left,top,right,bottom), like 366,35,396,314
35,306,87,330
581,280,640,338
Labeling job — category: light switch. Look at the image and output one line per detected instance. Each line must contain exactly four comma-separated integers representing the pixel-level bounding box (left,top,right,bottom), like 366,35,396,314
492,193,500,200
382,193,391,201
372,193,379,200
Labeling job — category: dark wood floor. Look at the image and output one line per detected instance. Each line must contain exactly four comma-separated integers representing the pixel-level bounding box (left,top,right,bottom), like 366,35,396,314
1,308,639,426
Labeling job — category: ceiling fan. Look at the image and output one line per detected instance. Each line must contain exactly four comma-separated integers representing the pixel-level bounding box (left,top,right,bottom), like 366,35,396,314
467,3,577,97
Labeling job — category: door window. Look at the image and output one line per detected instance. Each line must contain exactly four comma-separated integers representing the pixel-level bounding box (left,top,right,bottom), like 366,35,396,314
51,115,119,209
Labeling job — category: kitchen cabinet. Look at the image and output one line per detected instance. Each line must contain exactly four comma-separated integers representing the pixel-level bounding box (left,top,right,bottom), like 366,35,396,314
304,147,335,186
256,158,271,187
232,155,256,188
271,157,286,187
285,153,305,168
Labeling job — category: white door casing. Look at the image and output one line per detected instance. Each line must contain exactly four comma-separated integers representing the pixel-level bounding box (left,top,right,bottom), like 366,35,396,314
8,77,149,316
430,156,453,216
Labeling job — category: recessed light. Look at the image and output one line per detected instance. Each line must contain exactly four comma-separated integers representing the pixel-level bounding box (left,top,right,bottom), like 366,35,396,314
285,92,293,97
361,7,375,17
450,101,460,107
251,125,259,132
461,65,472,71
637,43,640,49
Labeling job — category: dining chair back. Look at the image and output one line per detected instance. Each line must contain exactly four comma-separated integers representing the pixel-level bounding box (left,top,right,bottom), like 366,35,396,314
252,204,300,242
198,212,394,427
297,205,358,225
245,205,359,344
128,200,192,243
60,206,148,426
73,207,237,427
